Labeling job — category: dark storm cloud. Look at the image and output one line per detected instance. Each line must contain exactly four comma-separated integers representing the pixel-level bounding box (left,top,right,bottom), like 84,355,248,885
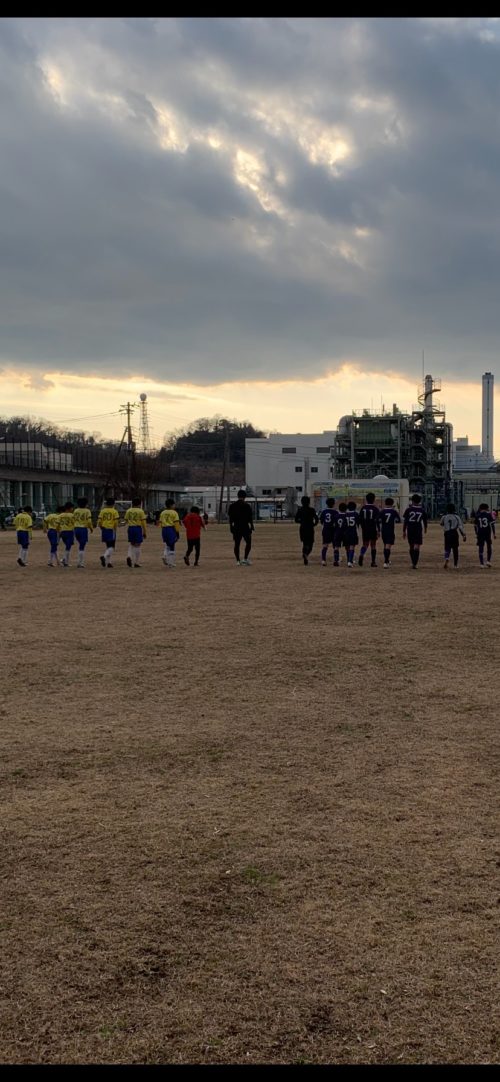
1,17,500,383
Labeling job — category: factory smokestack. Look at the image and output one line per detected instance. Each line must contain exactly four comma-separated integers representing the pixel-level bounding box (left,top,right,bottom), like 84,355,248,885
482,372,494,462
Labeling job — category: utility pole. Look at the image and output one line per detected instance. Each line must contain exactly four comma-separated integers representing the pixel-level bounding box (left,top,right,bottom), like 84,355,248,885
218,424,230,523
119,402,137,497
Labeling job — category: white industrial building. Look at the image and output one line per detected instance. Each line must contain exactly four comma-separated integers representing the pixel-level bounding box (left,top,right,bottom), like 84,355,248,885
245,432,335,496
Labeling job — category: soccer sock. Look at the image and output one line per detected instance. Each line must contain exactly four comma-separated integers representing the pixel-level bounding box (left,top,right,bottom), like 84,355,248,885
414,548,420,566
65,551,71,566
77,550,84,566
349,548,354,563
360,545,367,558
321,545,327,562
134,546,141,565
169,549,176,566
444,548,450,560
371,546,377,565
479,545,484,565
22,548,28,564
383,546,390,563
104,546,113,564
244,542,251,560
333,548,339,564
18,545,23,561
127,544,134,560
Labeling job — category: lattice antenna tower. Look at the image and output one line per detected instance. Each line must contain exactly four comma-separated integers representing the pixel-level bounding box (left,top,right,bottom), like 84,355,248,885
139,393,152,453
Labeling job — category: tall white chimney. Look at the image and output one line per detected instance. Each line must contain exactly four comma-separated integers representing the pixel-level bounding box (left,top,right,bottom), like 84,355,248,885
482,371,494,461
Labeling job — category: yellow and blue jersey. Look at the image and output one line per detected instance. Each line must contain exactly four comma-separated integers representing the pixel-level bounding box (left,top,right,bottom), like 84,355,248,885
125,507,147,532
73,507,93,530
159,508,180,534
58,511,75,531
13,512,32,533
97,507,120,530
43,513,60,532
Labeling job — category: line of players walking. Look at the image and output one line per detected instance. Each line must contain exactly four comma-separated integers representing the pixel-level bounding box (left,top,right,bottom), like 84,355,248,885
295,492,496,570
9,489,496,571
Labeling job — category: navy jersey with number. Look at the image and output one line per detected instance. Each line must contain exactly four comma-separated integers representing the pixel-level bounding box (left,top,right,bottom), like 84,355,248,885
380,506,401,543
334,510,346,544
474,511,495,538
403,504,428,541
320,507,338,538
359,504,380,538
344,509,360,545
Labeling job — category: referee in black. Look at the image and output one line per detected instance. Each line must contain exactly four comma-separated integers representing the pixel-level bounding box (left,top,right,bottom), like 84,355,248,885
229,489,254,565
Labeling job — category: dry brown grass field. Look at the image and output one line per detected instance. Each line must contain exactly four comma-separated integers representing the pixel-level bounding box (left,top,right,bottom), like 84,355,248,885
1,522,498,1064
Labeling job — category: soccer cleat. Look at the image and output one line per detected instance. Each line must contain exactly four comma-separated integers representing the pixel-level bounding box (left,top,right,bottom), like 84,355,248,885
321,560,327,566
107,562,113,568
371,563,377,568
383,563,389,568
162,556,168,565
303,555,308,565
127,557,133,567
443,559,449,569
17,557,25,567
333,562,339,567
487,561,492,567
347,561,353,568
358,554,364,567
134,563,141,568
184,555,189,565
100,555,106,567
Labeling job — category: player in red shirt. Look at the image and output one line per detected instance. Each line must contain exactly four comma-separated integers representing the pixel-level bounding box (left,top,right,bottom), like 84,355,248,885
182,506,206,567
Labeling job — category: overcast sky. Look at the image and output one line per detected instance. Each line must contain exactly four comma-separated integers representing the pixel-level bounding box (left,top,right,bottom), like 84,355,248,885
1,17,499,443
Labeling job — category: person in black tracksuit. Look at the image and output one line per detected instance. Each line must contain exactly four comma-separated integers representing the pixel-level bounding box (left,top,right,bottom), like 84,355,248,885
228,490,254,565
295,495,319,565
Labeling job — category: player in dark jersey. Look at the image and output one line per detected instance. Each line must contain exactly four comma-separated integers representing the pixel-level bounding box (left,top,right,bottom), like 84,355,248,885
440,503,466,569
474,502,496,567
344,501,360,568
333,502,347,566
380,497,401,568
358,492,381,567
402,494,428,569
319,498,338,566
229,490,254,565
295,495,319,565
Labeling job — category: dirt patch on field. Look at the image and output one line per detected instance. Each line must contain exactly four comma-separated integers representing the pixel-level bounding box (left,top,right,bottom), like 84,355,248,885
0,523,498,1063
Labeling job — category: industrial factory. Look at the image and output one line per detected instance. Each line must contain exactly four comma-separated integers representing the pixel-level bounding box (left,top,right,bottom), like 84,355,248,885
246,372,499,517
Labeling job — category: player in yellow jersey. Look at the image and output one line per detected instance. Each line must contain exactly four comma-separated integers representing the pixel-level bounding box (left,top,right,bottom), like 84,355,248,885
97,497,120,567
159,498,180,567
13,505,33,567
58,502,75,567
43,505,63,567
73,496,93,568
124,498,147,567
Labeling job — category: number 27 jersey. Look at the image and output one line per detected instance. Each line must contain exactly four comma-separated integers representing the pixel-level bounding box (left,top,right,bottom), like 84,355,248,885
403,505,427,539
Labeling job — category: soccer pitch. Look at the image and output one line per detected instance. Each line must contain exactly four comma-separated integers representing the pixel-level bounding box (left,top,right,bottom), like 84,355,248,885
1,523,498,1064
